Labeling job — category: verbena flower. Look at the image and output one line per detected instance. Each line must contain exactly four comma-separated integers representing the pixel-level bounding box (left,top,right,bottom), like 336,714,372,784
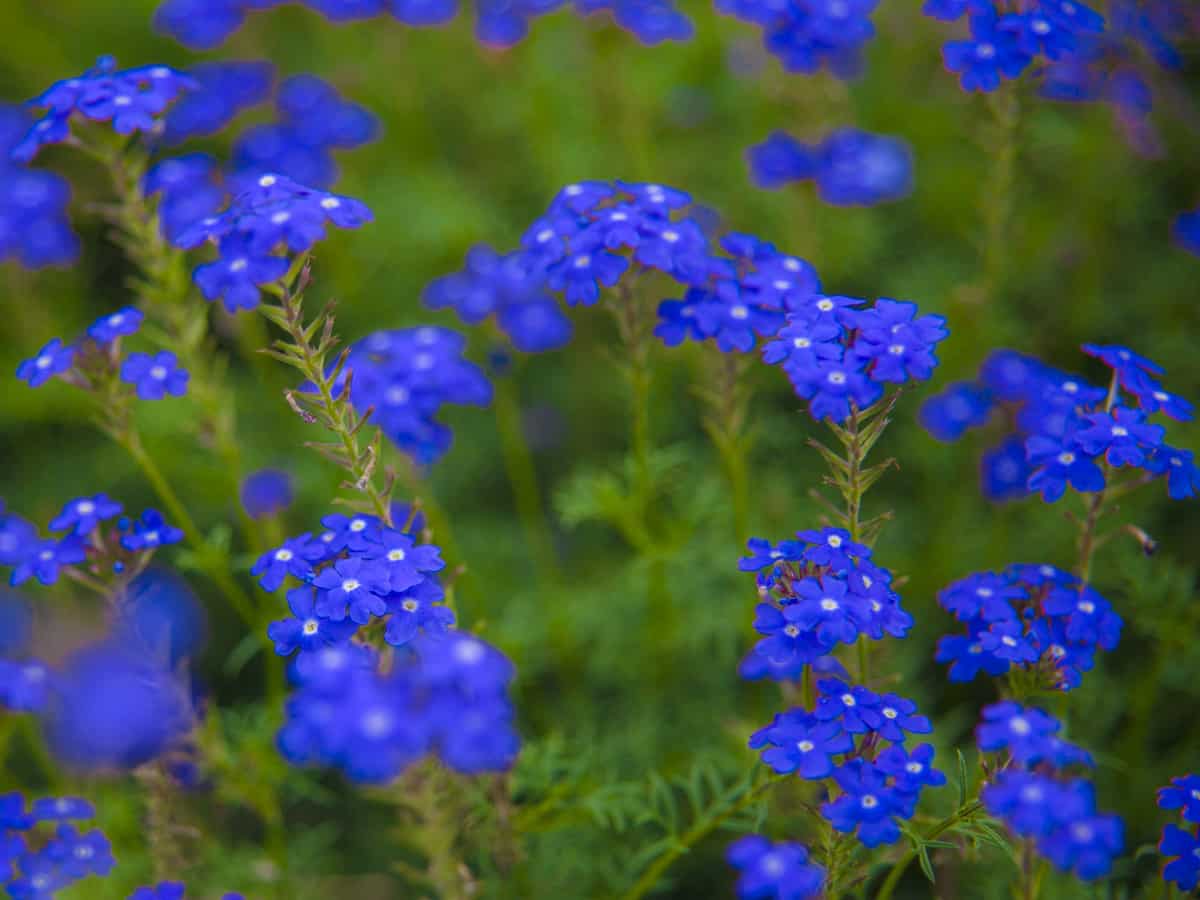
1158,773,1200,823
919,381,994,441
12,57,195,163
277,631,519,782
49,495,123,537
747,128,913,206
16,339,76,388
0,793,114,897
1160,824,1200,892
975,701,1093,767
86,306,144,344
717,0,880,79
180,173,372,311
161,60,275,145
331,326,492,464
120,351,190,400
144,153,227,245
923,344,1198,504
119,509,185,552
725,835,824,899
0,105,79,269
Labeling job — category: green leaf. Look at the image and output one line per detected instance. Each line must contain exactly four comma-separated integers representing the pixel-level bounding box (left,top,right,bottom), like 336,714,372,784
956,748,969,808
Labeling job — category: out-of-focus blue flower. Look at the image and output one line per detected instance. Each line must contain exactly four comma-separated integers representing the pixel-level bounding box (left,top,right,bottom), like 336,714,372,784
0,592,32,659
161,60,274,144
725,835,824,899
942,11,1034,92
919,381,994,441
748,128,913,207
119,509,185,552
1160,823,1200,892
41,641,193,771
87,307,144,344
16,339,76,388
717,0,880,80
240,468,294,519
120,351,190,401
116,568,208,666
0,104,79,269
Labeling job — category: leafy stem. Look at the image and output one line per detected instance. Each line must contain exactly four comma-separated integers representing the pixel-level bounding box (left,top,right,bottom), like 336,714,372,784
619,770,784,900
873,800,985,900
258,261,396,526
698,348,755,542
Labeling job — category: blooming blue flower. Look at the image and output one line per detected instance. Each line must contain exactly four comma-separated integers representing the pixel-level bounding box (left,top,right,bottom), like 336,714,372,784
312,556,391,625
154,0,251,49
251,534,325,591
13,58,195,162
822,760,905,847
746,132,818,189
10,536,86,587
1158,773,1200,823
750,709,853,778
86,307,144,344
1160,824,1200,892
976,701,1092,768
725,835,824,899
1173,208,1200,257
117,567,208,666
875,743,947,796
0,107,79,269
1037,812,1123,880
983,771,1094,837
717,0,880,79
1026,432,1105,502
267,586,358,655
748,129,912,207
943,11,1034,92
813,679,880,734
49,495,122,537
980,435,1033,501
16,339,75,388
120,351,190,401
0,659,52,712
119,509,185,552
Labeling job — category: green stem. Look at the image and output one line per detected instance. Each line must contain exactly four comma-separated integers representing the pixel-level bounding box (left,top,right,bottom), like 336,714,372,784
874,801,984,900
620,772,783,900
492,374,561,587
980,86,1021,305
1076,372,1120,589
701,349,754,542
137,762,186,882
407,764,469,900
120,429,260,629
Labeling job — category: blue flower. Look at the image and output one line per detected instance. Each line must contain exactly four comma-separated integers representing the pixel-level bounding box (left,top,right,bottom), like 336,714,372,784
790,576,866,647
0,124,80,269
193,239,291,312
120,351,190,401
86,307,143,344
796,528,870,570
144,154,227,245
1160,824,1200,892
13,59,195,162
161,60,274,144
852,299,947,383
312,556,391,624
251,534,325,591
976,702,1092,768
935,634,1010,681
267,586,358,655
274,74,380,149
1076,407,1164,467
117,567,208,666
943,11,1033,92
1026,432,1105,502
239,469,293,520
42,640,192,771
872,693,933,743
725,835,824,900
746,132,818,189
16,339,75,388
983,771,1092,837
363,529,445,593
822,760,905,847
813,679,880,734
1037,812,1123,881
980,435,1034,501
1157,774,1200,823
1173,208,1200,257
813,129,914,207
154,0,249,49
30,797,94,823
11,536,86,587
875,743,947,795
1148,446,1200,500
0,660,52,712
48,495,122,537
919,381,994,441
384,580,454,647
119,509,185,552
750,709,853,778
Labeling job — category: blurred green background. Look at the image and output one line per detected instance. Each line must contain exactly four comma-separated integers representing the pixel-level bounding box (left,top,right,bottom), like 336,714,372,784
1,0,1199,897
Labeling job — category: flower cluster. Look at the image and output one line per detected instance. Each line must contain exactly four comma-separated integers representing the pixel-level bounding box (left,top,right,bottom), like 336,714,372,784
0,496,182,589
1157,773,1200,892
920,345,1199,502
15,304,193,406
746,128,914,207
0,105,79,269
11,56,195,163
258,510,451,652
752,679,943,847
153,0,693,50
979,702,1123,881
177,172,372,311
231,73,380,190
725,835,824,899
278,634,520,782
425,244,575,353
761,296,947,424
935,563,1122,690
331,326,494,464
716,0,880,79
0,793,114,897
739,528,913,676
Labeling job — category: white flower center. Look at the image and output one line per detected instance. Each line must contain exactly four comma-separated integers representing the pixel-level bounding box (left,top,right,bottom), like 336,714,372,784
906,762,923,774
341,579,361,593
883,707,898,719
36,356,51,369
1077,600,1095,614
1062,381,1079,393
861,794,878,809
77,500,95,515
783,259,801,271
388,548,407,562
74,844,94,859
321,197,340,210
271,211,290,224
828,535,843,548
573,254,591,269
229,258,248,273
783,624,801,637
361,709,393,738
817,299,834,312
564,184,582,196
275,548,294,561
793,337,812,349
150,365,168,379
977,43,996,59
661,230,679,243
454,639,486,664
730,305,750,320
114,95,132,107
1032,18,1050,33
888,344,905,355
820,598,839,612
350,519,367,531
535,228,553,243
1111,426,1128,437
1001,635,1017,647
841,693,856,707
828,371,847,385
773,279,791,291
259,175,277,187
303,619,319,635
1009,716,1031,736
796,740,815,752
1057,452,1076,465
402,599,419,612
